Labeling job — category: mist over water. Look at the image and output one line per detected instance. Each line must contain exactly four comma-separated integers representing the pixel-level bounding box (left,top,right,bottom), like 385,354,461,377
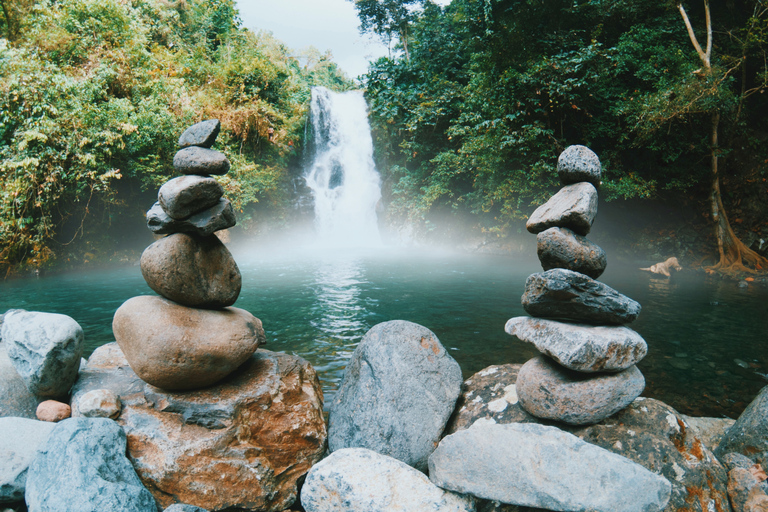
303,86,382,249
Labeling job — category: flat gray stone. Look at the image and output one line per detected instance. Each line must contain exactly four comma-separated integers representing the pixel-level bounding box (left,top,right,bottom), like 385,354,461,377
146,198,236,236
178,119,220,149
429,422,671,512
173,147,230,176
715,385,768,467
526,182,597,236
158,175,223,220
516,356,645,425
522,269,641,325
0,417,55,503
25,418,157,512
301,448,475,512
328,320,463,472
537,227,606,279
557,145,601,187
0,342,41,419
2,310,84,399
505,316,647,372
140,233,241,308
164,505,209,512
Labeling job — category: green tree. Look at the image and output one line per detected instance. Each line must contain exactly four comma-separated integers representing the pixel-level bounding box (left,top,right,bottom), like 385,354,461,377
350,0,425,61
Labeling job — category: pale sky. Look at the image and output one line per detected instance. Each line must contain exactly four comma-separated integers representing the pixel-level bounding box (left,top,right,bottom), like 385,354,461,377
235,0,450,80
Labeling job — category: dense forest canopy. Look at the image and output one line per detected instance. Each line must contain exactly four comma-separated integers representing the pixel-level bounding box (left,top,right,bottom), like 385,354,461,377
357,0,768,272
0,0,351,275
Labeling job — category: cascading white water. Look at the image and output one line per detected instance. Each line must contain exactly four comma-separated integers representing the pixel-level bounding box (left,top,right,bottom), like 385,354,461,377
304,86,382,248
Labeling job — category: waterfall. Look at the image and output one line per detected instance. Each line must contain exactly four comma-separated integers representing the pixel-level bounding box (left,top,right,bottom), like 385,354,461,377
304,86,382,248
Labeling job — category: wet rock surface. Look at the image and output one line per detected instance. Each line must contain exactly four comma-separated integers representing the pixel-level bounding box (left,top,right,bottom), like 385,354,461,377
301,448,475,512
146,198,236,236
525,182,597,236
328,320,463,472
113,295,263,390
536,226,606,279
505,316,647,372
178,119,220,149
716,385,768,468
516,355,645,425
140,233,241,308
173,146,231,175
1,310,84,399
557,144,601,187
158,175,223,220
522,268,642,325
429,422,671,512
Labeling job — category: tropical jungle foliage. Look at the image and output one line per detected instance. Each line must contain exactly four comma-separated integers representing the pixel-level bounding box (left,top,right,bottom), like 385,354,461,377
0,0,350,274
359,0,768,270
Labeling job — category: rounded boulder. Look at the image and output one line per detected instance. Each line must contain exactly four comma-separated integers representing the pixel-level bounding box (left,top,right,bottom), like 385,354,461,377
140,233,241,308
557,145,601,187
112,295,265,390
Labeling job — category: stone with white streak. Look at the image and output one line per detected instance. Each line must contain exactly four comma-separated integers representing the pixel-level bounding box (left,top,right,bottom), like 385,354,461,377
301,448,475,512
429,422,671,512
505,316,647,372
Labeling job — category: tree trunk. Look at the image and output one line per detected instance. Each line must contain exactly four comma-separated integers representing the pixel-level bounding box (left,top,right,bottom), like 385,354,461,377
400,24,410,62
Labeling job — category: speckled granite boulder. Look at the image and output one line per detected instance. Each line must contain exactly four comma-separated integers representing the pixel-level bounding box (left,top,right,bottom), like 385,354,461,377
178,119,220,149
557,145,601,187
715,385,768,468
536,227,606,279
526,182,597,236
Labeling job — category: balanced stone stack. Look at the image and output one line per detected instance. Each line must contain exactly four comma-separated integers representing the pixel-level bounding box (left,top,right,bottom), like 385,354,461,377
506,145,647,425
113,119,265,391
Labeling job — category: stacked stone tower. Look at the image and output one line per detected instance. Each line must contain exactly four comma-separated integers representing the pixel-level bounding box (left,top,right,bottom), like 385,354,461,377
112,119,265,391
506,145,647,425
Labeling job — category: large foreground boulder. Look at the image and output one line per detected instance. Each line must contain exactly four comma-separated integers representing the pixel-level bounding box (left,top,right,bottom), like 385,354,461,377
73,345,327,512
0,417,55,503
328,320,463,472
505,316,647,372
446,365,733,512
522,269,641,325
140,233,241,308
113,295,264,390
301,448,475,512
716,385,768,467
1,310,83,398
25,418,157,512
429,422,671,512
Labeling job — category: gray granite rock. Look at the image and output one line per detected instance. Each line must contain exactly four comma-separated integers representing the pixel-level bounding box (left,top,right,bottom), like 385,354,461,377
0,342,40,419
25,418,157,512
146,198,236,236
680,415,735,452
505,316,647,372
301,448,475,512
73,389,122,419
158,175,223,220
70,343,146,412
178,119,220,149
526,182,597,236
173,147,230,176
557,145,601,187
2,310,84,399
715,385,768,468
537,227,607,279
522,269,642,325
140,233,241,308
0,417,55,504
516,355,644,425
164,505,209,512
429,422,671,512
328,320,463,472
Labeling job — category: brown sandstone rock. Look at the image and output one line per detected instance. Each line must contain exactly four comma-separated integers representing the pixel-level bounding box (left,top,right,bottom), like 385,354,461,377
35,400,71,422
113,295,264,390
140,233,241,308
74,345,327,512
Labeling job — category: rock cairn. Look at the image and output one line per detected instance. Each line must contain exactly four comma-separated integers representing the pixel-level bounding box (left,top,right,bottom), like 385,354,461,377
506,145,648,425
113,119,265,391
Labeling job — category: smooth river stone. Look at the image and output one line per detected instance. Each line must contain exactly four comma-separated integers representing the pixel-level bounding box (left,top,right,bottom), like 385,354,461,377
526,182,597,236
173,146,231,176
301,448,475,512
428,422,671,512
537,226,606,279
158,175,223,220
557,144,601,187
178,119,220,149
147,198,236,236
522,268,641,325
328,320,463,472
141,233,241,308
516,355,645,425
505,316,647,372
113,295,264,390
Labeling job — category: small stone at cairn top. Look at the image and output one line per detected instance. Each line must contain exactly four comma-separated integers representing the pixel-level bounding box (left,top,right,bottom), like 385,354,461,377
158,175,224,220
178,119,221,149
526,182,597,236
173,146,231,176
147,198,236,236
557,144,601,188
537,226,607,279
